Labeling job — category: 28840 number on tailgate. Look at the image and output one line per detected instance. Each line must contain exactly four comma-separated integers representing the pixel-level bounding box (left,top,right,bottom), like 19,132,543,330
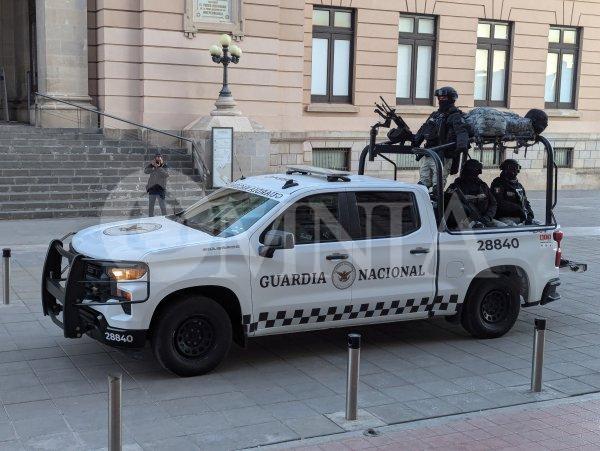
477,238,520,251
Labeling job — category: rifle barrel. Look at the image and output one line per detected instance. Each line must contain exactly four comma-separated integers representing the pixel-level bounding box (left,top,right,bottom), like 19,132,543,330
380,96,392,111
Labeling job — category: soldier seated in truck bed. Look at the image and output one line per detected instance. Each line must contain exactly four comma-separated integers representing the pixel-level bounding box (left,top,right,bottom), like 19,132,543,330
444,159,506,229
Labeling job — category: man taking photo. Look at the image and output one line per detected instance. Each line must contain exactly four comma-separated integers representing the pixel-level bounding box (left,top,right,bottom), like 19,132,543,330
144,153,169,217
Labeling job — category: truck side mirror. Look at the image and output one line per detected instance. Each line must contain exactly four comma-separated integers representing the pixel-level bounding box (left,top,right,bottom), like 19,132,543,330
259,230,295,258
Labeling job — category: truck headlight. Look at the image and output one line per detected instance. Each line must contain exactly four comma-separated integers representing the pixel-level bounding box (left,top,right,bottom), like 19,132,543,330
108,265,147,281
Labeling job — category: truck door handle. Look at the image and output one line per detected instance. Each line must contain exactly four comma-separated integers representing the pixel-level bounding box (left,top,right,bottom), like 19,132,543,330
326,253,348,260
410,247,430,255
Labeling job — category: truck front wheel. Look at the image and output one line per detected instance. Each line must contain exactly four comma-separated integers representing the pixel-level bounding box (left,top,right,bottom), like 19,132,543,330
152,295,232,377
461,277,520,339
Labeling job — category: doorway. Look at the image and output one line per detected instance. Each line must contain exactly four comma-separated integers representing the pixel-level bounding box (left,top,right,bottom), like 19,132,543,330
0,0,37,123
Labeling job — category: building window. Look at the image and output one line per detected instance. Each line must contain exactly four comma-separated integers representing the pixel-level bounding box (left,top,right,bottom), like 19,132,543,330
545,27,579,109
474,21,511,107
311,7,354,103
544,147,573,168
475,148,506,168
312,148,350,171
395,154,420,169
396,14,436,105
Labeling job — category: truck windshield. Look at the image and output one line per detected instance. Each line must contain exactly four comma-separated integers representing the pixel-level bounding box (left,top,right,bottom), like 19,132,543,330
170,188,279,237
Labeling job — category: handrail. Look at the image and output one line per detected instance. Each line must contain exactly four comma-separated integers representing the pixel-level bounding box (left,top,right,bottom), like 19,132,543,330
34,92,209,184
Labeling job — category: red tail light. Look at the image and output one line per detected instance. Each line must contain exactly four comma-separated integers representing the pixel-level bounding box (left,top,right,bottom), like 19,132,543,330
553,230,564,267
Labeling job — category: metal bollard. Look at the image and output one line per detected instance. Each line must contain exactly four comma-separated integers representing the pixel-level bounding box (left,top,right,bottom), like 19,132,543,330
108,374,122,451
531,318,546,392
345,333,361,421
2,248,10,305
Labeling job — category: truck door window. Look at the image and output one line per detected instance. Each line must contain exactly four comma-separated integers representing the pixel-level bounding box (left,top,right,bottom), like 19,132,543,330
263,193,347,244
355,191,420,239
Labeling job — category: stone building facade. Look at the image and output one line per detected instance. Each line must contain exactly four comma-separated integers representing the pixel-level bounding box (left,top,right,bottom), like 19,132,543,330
1,0,600,188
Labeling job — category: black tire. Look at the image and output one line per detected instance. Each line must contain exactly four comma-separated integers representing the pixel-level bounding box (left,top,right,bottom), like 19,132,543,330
152,294,232,377
461,277,520,339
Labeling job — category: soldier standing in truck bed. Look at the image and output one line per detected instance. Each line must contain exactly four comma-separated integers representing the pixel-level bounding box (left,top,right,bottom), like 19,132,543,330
412,86,470,192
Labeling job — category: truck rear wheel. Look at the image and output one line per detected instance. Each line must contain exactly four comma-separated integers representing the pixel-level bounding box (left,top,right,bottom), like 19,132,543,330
461,277,520,339
152,294,232,377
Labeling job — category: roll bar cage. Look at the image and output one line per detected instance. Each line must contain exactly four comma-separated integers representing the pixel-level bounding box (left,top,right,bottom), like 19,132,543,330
357,121,557,228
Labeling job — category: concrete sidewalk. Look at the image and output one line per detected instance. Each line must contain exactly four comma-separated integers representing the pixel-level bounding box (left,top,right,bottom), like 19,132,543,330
270,392,600,450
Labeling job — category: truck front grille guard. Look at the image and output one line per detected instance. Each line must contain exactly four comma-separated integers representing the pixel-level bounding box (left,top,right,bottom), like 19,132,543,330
41,240,150,338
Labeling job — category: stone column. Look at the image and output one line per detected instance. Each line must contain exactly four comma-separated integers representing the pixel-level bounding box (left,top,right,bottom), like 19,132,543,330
35,0,95,128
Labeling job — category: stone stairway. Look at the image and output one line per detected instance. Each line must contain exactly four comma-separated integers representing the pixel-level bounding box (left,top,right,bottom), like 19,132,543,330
0,123,205,220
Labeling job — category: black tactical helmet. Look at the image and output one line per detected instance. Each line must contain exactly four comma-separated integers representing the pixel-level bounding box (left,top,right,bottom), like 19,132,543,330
434,86,458,101
500,159,521,172
462,158,483,175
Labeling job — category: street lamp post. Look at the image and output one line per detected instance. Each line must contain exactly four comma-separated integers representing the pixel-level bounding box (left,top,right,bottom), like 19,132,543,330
209,34,242,115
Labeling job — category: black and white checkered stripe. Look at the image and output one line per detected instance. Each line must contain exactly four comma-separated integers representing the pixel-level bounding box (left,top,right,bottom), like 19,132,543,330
242,294,459,333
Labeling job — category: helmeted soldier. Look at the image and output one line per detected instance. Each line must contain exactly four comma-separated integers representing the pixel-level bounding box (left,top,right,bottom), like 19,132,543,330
413,86,470,191
491,159,537,226
444,159,506,229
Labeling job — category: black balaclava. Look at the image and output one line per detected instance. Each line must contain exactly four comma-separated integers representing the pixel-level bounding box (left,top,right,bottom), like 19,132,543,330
437,95,454,113
500,160,520,182
434,86,458,113
461,159,482,182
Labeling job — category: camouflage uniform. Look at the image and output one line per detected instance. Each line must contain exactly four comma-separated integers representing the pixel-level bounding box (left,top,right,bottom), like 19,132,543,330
419,156,453,189
413,105,469,190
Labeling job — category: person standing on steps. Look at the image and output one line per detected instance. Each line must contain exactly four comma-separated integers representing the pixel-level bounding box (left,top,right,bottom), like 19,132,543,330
145,153,169,217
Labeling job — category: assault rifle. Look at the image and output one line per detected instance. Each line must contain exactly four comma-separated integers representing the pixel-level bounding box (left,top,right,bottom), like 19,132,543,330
374,96,413,145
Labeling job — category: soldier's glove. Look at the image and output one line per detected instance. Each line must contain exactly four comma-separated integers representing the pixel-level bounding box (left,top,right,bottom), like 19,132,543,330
472,221,485,229
482,216,495,227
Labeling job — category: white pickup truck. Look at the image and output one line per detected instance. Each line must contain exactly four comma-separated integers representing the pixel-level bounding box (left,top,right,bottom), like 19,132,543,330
42,165,583,376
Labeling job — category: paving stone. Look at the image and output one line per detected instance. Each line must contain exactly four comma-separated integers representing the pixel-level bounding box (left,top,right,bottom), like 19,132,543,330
191,420,298,449
43,380,100,399
202,391,256,411
303,395,345,415
0,385,50,405
242,386,298,405
381,384,434,402
284,415,344,438
403,397,463,418
126,417,187,443
174,412,233,435
158,396,212,417
4,400,60,421
416,380,470,397
484,370,530,387
21,432,81,450
12,416,70,440
75,427,137,449
0,423,16,443
65,408,109,434
138,436,201,451
361,371,409,389
262,401,319,420
546,378,597,395
426,363,473,379
451,375,504,391
367,403,422,424
220,405,276,427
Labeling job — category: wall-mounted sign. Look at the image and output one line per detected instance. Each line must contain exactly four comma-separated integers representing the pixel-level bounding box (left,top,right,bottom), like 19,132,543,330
194,0,231,23
184,0,244,39
211,127,233,188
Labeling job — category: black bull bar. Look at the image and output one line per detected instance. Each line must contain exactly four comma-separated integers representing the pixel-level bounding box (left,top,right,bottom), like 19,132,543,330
41,239,148,346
